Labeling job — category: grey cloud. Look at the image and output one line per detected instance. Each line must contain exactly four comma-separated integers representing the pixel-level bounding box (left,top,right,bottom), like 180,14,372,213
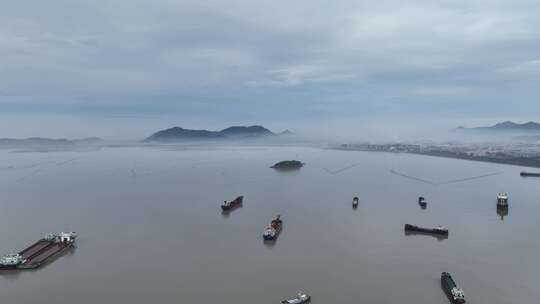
0,0,539,119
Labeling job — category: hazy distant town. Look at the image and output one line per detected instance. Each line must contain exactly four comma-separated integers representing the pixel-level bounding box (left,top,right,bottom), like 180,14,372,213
334,141,540,168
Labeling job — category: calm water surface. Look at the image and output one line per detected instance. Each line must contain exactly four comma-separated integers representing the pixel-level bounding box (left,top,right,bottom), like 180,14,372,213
0,146,539,303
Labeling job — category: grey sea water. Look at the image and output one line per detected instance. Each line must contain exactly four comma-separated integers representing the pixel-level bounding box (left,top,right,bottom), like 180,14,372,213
0,145,538,303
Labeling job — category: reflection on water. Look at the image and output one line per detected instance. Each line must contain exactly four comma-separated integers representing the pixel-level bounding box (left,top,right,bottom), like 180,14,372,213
263,239,277,249
0,146,538,304
404,230,449,241
221,205,243,218
497,206,509,220
0,246,77,281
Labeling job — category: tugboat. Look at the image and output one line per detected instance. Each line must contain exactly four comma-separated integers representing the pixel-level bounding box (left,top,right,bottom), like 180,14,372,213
404,224,448,236
441,272,466,303
221,196,243,211
418,196,427,209
0,232,77,270
263,215,282,241
352,196,359,209
497,193,508,209
281,291,311,304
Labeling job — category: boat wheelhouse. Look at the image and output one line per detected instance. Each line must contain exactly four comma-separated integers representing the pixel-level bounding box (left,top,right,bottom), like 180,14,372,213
497,193,508,208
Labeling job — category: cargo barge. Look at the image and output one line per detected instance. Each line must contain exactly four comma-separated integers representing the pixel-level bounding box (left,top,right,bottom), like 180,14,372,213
404,224,448,236
263,215,282,241
418,196,427,209
520,171,540,177
497,193,508,209
221,196,243,211
0,232,76,270
441,272,466,303
352,196,359,208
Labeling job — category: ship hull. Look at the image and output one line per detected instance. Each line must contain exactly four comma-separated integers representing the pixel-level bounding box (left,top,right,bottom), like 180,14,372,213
0,265,19,270
263,218,282,241
263,227,281,241
520,172,540,177
441,272,465,304
405,224,448,235
221,196,243,211
281,295,311,304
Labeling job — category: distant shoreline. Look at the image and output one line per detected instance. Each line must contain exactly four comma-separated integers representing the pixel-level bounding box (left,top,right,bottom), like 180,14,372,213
331,145,540,169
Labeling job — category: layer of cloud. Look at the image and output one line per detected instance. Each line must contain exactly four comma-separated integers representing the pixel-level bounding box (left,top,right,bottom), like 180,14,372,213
1,0,539,119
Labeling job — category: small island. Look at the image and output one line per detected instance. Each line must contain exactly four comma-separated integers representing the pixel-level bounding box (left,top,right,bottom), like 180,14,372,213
270,160,304,170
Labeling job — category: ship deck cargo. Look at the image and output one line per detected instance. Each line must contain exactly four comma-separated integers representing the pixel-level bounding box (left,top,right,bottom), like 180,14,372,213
263,215,282,241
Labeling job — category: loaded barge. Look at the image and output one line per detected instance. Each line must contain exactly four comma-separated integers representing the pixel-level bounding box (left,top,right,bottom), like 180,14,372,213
221,196,243,211
0,232,76,270
404,224,448,236
441,272,466,303
263,215,282,241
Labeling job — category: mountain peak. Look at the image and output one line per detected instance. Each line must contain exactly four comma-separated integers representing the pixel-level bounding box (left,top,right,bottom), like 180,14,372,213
493,121,519,128
458,121,540,132
144,125,275,142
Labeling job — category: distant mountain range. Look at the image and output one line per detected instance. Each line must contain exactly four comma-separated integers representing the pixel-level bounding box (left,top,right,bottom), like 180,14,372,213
144,125,280,142
457,121,540,132
0,137,103,147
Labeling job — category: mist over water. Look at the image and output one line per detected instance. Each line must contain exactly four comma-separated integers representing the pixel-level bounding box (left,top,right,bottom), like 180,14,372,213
0,145,538,303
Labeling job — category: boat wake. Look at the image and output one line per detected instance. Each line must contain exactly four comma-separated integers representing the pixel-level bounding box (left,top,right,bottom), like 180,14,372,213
390,169,502,186
323,163,360,175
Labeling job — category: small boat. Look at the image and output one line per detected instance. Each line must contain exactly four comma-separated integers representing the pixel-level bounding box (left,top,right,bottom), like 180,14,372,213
281,292,311,304
496,193,508,209
263,215,282,241
404,224,448,235
520,171,540,177
441,272,466,304
271,160,304,170
418,196,427,209
352,196,359,208
221,196,243,211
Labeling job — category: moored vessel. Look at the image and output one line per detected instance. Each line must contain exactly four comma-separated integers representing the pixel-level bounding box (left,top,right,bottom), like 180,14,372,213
418,196,427,209
497,192,508,209
270,160,304,170
0,232,77,270
281,291,311,304
221,196,243,211
441,272,466,304
263,215,282,241
520,171,540,177
352,196,359,208
404,224,448,235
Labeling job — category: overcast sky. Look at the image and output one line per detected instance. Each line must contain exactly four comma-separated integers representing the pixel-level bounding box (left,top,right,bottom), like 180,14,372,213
1,0,539,139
